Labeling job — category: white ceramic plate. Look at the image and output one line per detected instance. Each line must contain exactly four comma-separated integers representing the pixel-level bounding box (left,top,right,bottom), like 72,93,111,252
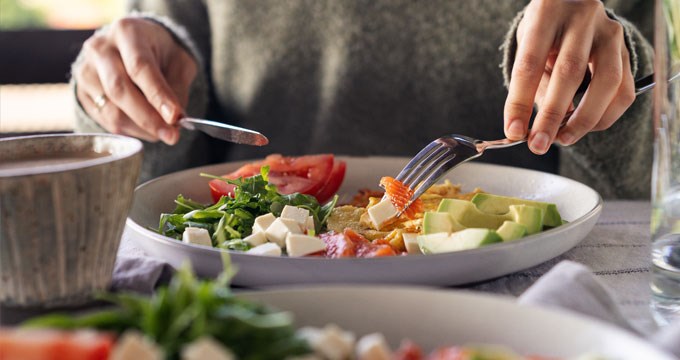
126,157,602,287
240,286,673,359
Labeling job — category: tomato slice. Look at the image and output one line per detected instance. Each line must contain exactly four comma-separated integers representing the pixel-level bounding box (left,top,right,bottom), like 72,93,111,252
0,329,113,360
314,160,346,204
208,154,339,203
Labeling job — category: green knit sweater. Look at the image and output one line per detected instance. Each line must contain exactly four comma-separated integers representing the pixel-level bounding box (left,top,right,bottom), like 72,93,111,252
74,0,654,199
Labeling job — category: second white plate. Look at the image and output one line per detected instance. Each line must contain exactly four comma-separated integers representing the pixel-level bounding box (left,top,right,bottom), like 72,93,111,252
125,156,602,287
241,286,672,359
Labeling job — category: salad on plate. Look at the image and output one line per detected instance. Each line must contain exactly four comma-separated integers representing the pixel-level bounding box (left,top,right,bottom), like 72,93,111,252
155,154,564,259
1,259,604,360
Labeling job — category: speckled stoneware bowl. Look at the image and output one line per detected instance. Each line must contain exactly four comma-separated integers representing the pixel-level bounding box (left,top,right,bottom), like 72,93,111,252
0,133,143,306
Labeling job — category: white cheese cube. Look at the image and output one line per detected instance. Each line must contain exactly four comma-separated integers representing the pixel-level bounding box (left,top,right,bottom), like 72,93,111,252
402,233,422,254
281,205,310,226
182,227,212,247
243,231,267,247
356,333,392,360
367,199,399,230
297,324,355,360
111,331,163,360
181,336,235,360
306,215,316,233
246,242,282,256
265,217,303,247
285,233,326,257
253,213,277,233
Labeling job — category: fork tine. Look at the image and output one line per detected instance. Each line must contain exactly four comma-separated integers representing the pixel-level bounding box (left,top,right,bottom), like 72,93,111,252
402,150,455,188
398,144,448,188
395,141,442,182
408,154,460,203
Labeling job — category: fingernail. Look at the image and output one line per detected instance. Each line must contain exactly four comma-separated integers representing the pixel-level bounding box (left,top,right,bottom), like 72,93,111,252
158,128,176,145
160,103,173,122
530,132,550,154
558,131,575,146
507,120,525,139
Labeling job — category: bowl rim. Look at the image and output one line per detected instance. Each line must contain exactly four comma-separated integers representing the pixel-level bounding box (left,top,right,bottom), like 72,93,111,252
0,133,143,177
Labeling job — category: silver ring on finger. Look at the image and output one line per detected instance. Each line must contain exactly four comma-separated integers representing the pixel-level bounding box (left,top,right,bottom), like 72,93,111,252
92,93,108,111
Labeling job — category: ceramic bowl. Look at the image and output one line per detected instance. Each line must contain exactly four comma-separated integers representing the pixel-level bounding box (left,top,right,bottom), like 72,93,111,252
0,133,143,306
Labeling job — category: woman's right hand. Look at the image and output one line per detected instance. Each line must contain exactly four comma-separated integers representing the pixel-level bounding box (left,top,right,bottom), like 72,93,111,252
73,17,198,145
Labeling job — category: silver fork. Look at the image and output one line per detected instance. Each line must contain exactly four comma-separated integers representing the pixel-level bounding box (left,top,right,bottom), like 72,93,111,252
393,72,672,212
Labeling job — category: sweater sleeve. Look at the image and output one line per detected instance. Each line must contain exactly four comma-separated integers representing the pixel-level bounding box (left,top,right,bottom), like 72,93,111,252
71,0,215,182
500,2,654,199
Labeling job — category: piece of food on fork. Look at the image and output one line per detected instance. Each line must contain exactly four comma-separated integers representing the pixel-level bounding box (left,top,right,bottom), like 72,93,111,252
359,177,481,231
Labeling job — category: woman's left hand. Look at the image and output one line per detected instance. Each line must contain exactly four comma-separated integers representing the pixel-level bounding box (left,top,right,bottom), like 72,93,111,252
504,0,636,154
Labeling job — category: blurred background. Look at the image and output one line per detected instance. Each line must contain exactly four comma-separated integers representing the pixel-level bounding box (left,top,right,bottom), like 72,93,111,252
0,0,125,137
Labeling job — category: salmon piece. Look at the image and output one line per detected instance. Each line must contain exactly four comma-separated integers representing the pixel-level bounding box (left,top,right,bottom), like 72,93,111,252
321,229,398,258
320,231,357,258
379,176,423,219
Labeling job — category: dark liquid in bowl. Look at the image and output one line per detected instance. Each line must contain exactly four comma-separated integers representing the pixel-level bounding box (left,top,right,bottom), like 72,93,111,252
0,151,110,171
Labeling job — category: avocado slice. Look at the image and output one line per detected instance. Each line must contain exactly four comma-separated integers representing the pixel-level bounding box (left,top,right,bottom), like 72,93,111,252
471,193,562,227
437,199,507,229
508,205,544,235
423,211,466,235
496,221,528,241
417,229,502,254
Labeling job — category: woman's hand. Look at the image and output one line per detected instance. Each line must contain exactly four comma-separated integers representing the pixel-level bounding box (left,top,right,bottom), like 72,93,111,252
504,0,635,154
73,17,197,145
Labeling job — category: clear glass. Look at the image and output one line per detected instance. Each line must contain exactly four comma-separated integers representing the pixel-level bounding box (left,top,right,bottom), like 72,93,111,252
651,0,680,327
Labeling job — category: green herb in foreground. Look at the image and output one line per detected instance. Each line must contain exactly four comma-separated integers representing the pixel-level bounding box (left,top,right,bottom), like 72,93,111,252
24,255,310,360
157,167,338,247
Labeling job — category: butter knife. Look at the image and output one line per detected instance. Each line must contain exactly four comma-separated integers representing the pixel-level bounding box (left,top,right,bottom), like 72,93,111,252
179,117,269,146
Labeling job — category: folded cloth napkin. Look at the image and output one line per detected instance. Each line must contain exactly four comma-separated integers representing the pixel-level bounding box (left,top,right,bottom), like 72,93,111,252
110,255,174,295
111,255,680,357
519,260,680,358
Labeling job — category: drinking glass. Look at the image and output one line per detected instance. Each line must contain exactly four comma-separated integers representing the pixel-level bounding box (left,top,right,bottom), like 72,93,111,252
651,0,680,326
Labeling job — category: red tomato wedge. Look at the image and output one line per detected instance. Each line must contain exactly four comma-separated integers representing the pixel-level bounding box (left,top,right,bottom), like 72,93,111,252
0,329,113,360
208,154,345,204
314,160,346,203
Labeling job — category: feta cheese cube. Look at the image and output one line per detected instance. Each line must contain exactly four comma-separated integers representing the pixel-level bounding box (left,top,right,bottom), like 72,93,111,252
182,227,212,247
402,233,422,254
181,337,235,360
356,333,392,360
243,231,267,247
297,324,355,360
111,331,163,360
367,199,399,230
281,205,310,226
285,233,326,257
246,242,282,256
265,217,303,247
253,213,277,233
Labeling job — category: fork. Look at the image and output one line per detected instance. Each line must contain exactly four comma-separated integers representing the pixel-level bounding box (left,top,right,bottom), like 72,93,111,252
393,72,673,212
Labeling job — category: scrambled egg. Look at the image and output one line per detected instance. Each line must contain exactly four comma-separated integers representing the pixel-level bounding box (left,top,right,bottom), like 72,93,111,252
326,181,482,251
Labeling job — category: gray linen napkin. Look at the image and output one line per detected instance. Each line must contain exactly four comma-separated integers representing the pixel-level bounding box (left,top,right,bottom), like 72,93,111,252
110,255,173,295
519,260,680,358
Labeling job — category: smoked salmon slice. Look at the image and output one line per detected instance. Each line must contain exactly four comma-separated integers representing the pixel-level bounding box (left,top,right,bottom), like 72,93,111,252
379,176,423,219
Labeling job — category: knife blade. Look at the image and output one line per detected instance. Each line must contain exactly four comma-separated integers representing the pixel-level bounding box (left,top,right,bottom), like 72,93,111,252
179,117,269,146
